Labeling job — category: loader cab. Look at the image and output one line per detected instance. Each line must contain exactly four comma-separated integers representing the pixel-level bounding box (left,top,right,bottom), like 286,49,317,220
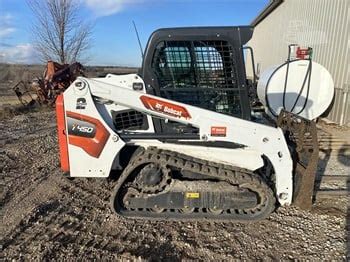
140,26,253,134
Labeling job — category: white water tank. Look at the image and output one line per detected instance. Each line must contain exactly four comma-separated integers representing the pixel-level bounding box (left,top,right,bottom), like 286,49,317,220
257,60,334,120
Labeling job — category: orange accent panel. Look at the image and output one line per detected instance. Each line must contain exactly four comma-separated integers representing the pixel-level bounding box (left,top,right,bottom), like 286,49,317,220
140,95,191,119
66,111,110,158
55,94,70,172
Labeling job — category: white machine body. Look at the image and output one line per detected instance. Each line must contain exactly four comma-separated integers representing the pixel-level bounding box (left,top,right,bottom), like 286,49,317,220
58,74,294,205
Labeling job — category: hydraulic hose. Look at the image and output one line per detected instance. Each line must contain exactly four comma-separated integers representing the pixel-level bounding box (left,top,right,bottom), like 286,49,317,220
265,45,313,117
290,58,312,114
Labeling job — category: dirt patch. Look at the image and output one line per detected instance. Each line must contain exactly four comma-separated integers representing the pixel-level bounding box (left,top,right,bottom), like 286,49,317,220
0,110,348,260
0,104,52,120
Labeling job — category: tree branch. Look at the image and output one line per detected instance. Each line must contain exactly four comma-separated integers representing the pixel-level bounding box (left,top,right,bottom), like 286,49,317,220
26,0,92,64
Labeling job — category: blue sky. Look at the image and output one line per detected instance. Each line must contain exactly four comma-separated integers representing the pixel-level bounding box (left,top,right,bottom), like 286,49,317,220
0,0,268,66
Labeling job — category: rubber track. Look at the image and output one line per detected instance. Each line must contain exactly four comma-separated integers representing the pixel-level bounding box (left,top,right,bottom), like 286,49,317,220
110,147,276,222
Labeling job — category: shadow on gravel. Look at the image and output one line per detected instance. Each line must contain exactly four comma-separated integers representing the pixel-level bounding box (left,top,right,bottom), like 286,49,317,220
313,129,349,198
313,129,332,202
314,127,333,190
338,146,350,260
347,172,350,260
312,130,349,259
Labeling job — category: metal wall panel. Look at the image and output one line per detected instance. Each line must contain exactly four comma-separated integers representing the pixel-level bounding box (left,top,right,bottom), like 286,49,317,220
328,85,350,125
246,0,349,125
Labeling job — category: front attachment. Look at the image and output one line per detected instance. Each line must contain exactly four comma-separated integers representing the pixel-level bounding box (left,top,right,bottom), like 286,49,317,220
277,110,319,209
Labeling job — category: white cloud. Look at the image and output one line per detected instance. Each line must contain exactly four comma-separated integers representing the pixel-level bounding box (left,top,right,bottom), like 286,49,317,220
0,13,16,38
83,0,142,17
0,43,37,64
0,13,14,23
0,13,36,63
0,27,16,38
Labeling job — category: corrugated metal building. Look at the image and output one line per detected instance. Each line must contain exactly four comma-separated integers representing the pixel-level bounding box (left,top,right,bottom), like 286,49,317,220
246,0,349,125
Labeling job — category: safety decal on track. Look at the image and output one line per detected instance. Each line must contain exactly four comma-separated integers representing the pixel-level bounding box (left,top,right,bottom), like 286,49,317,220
140,95,191,119
185,192,200,199
210,126,227,137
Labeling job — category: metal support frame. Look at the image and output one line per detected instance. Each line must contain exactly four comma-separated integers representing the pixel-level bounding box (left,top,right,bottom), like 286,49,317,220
277,110,319,209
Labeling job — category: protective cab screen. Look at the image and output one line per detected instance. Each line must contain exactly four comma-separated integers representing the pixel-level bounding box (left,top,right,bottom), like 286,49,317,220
151,40,243,117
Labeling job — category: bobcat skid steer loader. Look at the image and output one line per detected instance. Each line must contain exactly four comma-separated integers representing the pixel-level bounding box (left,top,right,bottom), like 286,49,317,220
56,26,334,221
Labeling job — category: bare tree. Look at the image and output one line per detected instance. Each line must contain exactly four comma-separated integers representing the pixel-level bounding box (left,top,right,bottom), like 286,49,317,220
27,0,92,64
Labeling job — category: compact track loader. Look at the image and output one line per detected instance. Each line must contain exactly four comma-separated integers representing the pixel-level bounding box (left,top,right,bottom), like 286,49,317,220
56,26,332,221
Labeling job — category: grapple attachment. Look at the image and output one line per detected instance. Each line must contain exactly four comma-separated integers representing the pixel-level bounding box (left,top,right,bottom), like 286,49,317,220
277,110,319,209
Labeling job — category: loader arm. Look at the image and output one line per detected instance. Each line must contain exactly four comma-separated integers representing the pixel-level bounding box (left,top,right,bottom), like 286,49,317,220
61,75,293,205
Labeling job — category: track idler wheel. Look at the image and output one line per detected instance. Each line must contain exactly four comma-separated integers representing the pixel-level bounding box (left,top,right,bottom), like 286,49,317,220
136,163,171,194
179,206,195,214
207,208,223,215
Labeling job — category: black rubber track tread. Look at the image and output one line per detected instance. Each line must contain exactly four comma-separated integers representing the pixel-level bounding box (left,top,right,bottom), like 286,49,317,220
110,147,276,222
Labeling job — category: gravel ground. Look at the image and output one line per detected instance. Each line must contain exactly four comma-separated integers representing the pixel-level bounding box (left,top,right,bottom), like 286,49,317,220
0,110,349,260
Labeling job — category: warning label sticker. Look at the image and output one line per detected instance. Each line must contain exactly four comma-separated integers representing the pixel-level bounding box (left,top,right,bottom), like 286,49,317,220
210,126,227,137
185,192,200,199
